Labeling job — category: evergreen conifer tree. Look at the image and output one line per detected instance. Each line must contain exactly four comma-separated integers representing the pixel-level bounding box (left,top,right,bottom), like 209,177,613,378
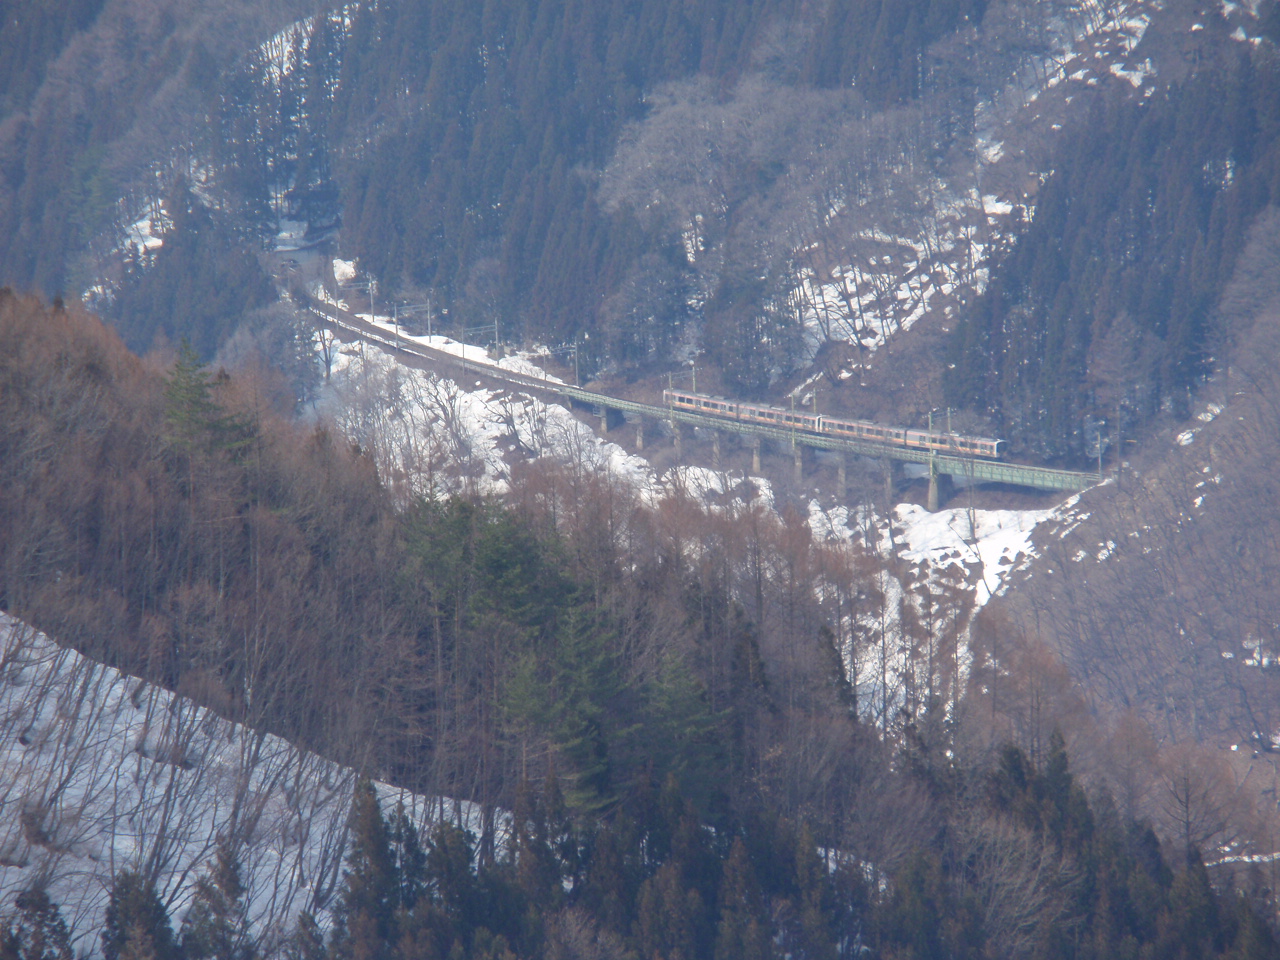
636,862,704,960
163,339,221,454
792,825,836,960
179,838,253,960
425,823,480,935
101,871,177,960
512,778,560,912
1,889,72,960
389,801,428,914
287,913,325,960
714,838,773,960
331,780,398,959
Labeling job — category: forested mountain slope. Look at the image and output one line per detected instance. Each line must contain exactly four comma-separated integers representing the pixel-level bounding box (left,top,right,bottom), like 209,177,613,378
0,0,105,119
3,291,1279,958
946,37,1280,459
0,0,310,296
0,612,401,952
12,0,1280,464
973,206,1280,855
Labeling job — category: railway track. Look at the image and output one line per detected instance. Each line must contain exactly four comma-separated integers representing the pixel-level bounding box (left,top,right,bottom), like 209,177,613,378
307,298,1102,494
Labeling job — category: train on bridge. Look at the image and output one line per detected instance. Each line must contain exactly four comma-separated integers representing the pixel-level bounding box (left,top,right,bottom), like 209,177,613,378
663,389,1008,459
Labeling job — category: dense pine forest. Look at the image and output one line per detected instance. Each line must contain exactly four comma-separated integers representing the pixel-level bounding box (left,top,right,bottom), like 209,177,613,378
0,0,106,116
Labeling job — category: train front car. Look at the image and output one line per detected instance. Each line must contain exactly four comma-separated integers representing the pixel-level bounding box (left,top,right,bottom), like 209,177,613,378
896,427,1010,458
952,435,1007,458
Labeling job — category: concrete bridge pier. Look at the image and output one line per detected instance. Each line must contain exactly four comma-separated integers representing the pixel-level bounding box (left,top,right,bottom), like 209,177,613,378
837,455,847,500
793,445,804,485
635,419,644,452
926,463,953,512
751,437,762,474
883,460,903,505
597,407,624,432
671,421,681,458
712,431,722,469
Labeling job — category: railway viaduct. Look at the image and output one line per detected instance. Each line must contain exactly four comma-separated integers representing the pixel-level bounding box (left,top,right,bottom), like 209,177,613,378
308,298,1101,509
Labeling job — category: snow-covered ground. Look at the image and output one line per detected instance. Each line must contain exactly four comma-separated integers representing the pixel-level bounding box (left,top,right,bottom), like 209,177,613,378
0,614,486,952
317,334,654,503
125,213,166,257
886,504,1052,606
0,309,1081,942
806,491,1092,722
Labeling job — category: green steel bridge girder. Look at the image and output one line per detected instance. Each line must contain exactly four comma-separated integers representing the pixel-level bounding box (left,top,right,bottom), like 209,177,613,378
302,301,1098,494
558,387,1100,493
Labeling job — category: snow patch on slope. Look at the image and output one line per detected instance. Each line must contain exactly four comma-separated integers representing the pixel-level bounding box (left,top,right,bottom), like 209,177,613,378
318,338,654,503
805,495,1077,725
0,614,484,953
889,503,1053,607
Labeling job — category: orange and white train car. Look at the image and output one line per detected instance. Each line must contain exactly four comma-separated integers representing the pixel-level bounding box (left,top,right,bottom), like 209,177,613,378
663,390,1007,459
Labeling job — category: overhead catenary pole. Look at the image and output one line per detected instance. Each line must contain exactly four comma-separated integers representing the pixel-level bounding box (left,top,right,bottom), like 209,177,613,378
928,409,938,511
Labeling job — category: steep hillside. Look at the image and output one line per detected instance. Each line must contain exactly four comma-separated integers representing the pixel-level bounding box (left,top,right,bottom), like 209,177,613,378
0,612,454,953
3,295,1279,958
7,1,1280,955
0,0,308,316
947,28,1280,459
973,206,1280,881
